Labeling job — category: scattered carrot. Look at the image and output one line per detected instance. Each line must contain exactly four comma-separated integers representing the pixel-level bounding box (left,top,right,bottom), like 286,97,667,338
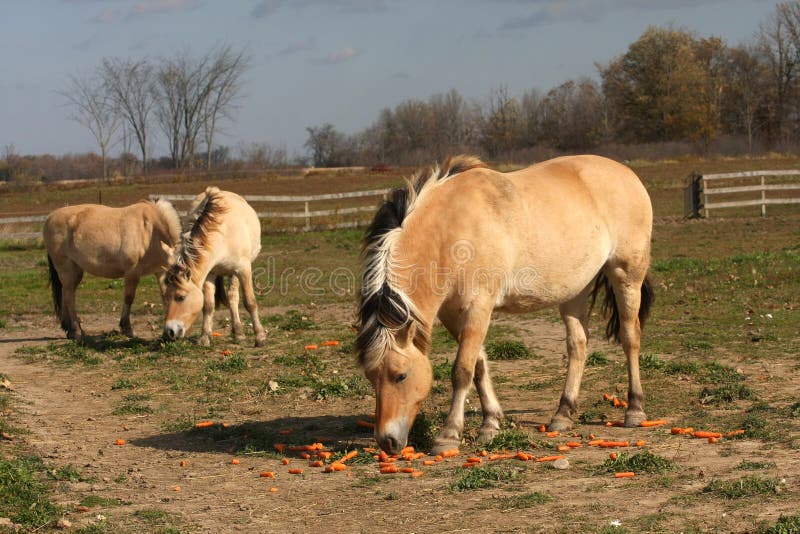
599,441,629,448
587,439,605,446
400,446,415,455
462,462,478,468
231,458,240,465
565,442,582,448
422,460,435,466
434,455,443,462
114,439,126,446
269,487,278,493
708,437,719,444
466,457,483,464
538,424,547,433
194,421,214,429
606,420,624,427
556,445,571,452
479,450,488,457
363,447,376,453
260,471,275,478
378,451,389,462
411,470,424,477
174,485,182,491
273,444,286,454
301,453,311,460
356,419,375,429
588,434,596,440
340,450,359,463
322,340,340,347
380,465,399,474
516,452,531,461
288,468,303,475
535,455,565,462
412,452,426,460
330,462,346,471
546,430,559,438
614,472,635,478
635,440,646,447
692,431,722,439
726,429,745,437
309,460,324,467
304,344,318,350
211,332,222,337
281,458,290,465
603,393,612,401
612,396,623,407
440,448,460,458
180,460,187,467
317,451,332,460
609,452,618,460
221,349,232,356
670,427,683,435
488,453,514,461
639,420,667,427
400,467,415,473
378,462,396,468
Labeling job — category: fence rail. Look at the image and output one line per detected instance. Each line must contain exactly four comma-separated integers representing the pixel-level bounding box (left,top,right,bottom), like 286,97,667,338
684,170,800,218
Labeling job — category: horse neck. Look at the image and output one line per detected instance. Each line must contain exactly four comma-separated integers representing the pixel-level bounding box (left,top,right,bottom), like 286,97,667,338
392,232,448,329
185,235,222,286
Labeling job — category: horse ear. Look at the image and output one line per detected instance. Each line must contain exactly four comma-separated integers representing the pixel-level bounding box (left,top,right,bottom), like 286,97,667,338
161,242,177,265
396,321,417,348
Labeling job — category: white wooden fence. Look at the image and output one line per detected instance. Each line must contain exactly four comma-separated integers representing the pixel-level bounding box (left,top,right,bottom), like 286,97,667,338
0,188,391,240
684,170,800,218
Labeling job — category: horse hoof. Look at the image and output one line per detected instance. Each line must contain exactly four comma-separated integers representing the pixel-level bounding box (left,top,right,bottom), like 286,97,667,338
254,336,267,348
199,336,211,347
478,426,500,443
547,416,573,432
431,436,461,456
624,411,647,427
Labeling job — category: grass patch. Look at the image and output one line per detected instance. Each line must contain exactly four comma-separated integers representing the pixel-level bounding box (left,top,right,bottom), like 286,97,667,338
700,383,757,405
586,351,609,366
408,412,439,452
492,491,552,509
79,495,126,508
0,456,62,528
449,464,519,491
111,378,140,390
736,460,776,471
49,464,82,482
740,402,780,440
482,428,533,452
701,475,779,499
759,515,800,534
207,355,247,373
486,340,532,360
271,310,318,331
432,359,451,381
639,353,665,370
595,451,677,475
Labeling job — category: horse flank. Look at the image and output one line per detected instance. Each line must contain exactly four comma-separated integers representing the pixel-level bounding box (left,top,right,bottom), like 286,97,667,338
356,155,486,370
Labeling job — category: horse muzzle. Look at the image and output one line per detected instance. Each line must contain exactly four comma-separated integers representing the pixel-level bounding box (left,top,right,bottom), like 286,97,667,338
163,321,185,341
375,418,409,455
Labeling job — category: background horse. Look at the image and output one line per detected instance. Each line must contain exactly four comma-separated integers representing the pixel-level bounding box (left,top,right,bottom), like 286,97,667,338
161,186,267,347
44,199,182,339
355,155,654,454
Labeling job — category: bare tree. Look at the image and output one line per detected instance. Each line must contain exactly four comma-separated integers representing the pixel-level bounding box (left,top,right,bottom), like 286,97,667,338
60,71,120,180
101,58,155,174
202,46,249,170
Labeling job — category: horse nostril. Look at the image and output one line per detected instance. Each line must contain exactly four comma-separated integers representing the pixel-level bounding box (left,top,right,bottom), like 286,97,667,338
163,327,175,340
383,435,399,454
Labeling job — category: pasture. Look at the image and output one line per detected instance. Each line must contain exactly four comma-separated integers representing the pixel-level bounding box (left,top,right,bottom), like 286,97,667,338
1,157,799,533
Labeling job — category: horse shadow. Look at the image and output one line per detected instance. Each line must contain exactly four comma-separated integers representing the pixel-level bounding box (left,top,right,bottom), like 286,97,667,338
132,415,376,454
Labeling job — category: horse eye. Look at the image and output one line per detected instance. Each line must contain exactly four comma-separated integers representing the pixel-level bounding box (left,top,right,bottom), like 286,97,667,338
175,295,185,302
395,373,407,384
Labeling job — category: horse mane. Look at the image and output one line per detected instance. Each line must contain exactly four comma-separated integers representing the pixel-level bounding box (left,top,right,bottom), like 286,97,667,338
355,155,486,370
153,198,182,245
165,187,228,284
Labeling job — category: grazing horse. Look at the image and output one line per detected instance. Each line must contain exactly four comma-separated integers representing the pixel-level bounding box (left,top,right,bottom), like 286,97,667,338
161,186,267,347
44,199,182,339
355,155,654,454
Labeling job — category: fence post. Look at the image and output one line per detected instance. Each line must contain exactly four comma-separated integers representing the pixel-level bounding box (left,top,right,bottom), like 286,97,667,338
684,172,703,218
304,201,310,231
761,175,766,217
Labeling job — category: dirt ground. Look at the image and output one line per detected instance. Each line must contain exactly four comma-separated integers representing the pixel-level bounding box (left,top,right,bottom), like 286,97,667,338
2,305,798,534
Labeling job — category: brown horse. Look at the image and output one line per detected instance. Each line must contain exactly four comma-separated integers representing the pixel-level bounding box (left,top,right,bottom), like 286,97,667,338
161,186,267,347
355,155,654,454
44,199,182,339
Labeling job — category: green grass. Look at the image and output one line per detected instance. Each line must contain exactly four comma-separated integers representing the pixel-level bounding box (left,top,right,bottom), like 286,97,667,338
485,340,532,360
0,456,62,529
492,491,552,509
700,383,757,404
736,460,776,471
595,451,677,475
586,351,609,366
49,464,82,482
759,515,800,534
79,495,126,508
481,428,533,452
408,412,439,451
449,464,520,491
701,475,779,499
207,354,247,372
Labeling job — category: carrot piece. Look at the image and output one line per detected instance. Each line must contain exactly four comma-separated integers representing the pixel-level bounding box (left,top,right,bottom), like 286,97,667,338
565,442,582,448
300,453,311,460
400,467,415,473
612,396,622,407
434,455,443,462
516,452,531,461
221,349,232,356
330,462,346,471
440,448,460,458
466,457,483,463
639,420,667,427
726,429,745,437
603,393,612,401
692,431,722,439
260,471,275,478
546,431,559,438
587,439,605,446
400,446,415,455
269,486,278,493
422,460,435,466
318,451,332,460
356,419,375,429
488,453,513,461
535,455,566,462
635,440,646,447
281,458,290,465
378,451,389,462
556,445,571,452
538,424,547,433
363,447,376,453
670,427,683,435
461,462,478,468
598,441,629,448
194,421,214,428
411,470,424,477
273,444,286,454
380,457,396,464
304,344,318,350
412,452,425,460
609,452,618,460
479,450,488,457
588,434,596,440
380,465,399,474
340,450,359,463
174,485,181,491
231,458,240,465
378,462,396,468
211,332,222,337
288,468,303,475
606,420,624,427
322,340,340,347
180,460,187,467
708,437,719,444
309,460,324,467
614,472,635,478
114,439,126,446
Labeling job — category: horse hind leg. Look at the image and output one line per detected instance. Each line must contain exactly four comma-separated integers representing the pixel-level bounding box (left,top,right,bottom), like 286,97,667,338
199,279,216,347
549,288,591,431
225,276,246,343
120,273,141,337
236,266,266,348
58,261,84,340
473,347,504,442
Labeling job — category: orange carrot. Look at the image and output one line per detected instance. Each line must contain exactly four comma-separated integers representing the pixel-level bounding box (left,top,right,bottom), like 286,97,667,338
516,452,531,461
440,448,460,458
538,424,547,433
114,439,126,446
606,420,624,427
260,471,275,478
411,470,424,477
273,444,286,454
412,452,425,460
556,445,571,452
322,340,340,347
422,460,435,466
363,447,376,453
269,487,278,493
317,452,332,460
565,442,582,448
221,349,232,356
400,467,415,473
304,344,318,350
614,472,635,478
708,437,719,444
329,462,346,471
378,451,389,462
488,453,513,461
340,450,359,463
535,455,566,462
400,446,415,455
301,453,311,460
309,460,323,467
635,440,646,447
378,462,395,468
546,430,559,438
612,396,622,407
434,455,443,462
231,458,240,465
726,429,745,437
174,485,182,491
194,421,214,428
587,439,605,446
461,462,477,468
466,457,483,464
356,419,375,429
609,452,617,460
599,441,629,448
639,420,667,427
588,434,596,440
479,450,488,457
603,393,612,401
380,465,399,474
670,427,683,435
180,460,187,467
288,468,303,475
211,332,222,337
281,458,290,465
692,431,722,439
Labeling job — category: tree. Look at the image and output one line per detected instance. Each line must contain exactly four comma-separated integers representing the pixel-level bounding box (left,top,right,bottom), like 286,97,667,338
480,85,523,157
539,78,605,150
721,45,769,151
304,123,348,167
60,71,120,180
202,45,249,170
101,58,155,174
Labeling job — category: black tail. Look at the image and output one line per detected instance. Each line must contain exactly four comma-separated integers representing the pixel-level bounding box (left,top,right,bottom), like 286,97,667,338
214,276,229,309
590,272,654,343
47,254,66,329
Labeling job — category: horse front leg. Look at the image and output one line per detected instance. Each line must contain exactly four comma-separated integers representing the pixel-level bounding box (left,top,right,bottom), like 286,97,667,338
549,311,589,431
226,276,246,343
61,265,84,340
432,303,492,455
199,279,216,347
120,273,140,337
237,266,266,347
616,282,647,427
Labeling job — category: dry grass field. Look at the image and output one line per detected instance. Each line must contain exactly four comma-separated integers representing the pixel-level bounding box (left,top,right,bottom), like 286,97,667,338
1,155,798,533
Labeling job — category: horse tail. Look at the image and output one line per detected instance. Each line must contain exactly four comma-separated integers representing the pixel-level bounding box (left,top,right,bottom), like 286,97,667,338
47,254,63,320
589,271,654,343
214,276,229,309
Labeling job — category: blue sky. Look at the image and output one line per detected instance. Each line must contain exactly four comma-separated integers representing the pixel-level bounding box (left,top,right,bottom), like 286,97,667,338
0,0,778,159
